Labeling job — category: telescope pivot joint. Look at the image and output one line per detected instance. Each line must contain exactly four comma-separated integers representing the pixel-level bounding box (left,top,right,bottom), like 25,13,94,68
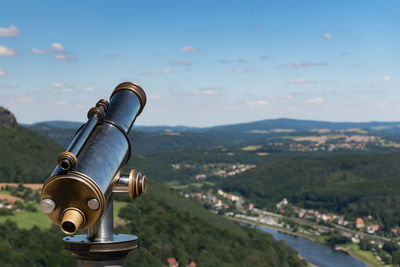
113,169,147,199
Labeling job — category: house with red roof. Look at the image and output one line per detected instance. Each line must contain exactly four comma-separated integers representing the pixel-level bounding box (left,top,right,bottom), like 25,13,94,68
355,217,364,228
166,257,178,267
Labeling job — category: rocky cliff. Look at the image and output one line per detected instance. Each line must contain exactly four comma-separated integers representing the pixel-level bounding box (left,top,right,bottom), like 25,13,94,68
0,107,17,128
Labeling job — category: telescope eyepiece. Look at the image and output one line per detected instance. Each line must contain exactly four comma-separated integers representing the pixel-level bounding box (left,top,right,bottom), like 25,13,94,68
62,221,76,234
60,160,70,170
61,208,85,235
57,152,77,171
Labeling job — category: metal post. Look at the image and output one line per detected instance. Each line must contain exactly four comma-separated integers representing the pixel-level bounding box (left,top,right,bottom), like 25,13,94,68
64,195,137,267
88,196,114,242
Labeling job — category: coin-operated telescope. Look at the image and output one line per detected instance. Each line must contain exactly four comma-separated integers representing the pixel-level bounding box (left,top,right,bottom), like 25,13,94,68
40,82,147,267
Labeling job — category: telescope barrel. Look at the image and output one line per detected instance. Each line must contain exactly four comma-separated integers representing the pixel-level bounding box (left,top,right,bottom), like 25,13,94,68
41,82,146,235
58,99,109,171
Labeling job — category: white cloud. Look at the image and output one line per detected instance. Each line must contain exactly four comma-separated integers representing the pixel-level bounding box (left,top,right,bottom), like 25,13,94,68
53,54,74,60
382,75,391,81
180,46,201,53
32,43,64,54
0,25,20,37
233,67,248,73
237,59,247,63
51,43,64,51
284,62,327,67
289,78,316,84
62,89,73,93
0,46,18,56
197,87,222,96
201,90,216,95
85,87,95,92
56,100,67,106
322,33,332,40
0,68,8,76
52,83,68,88
248,100,268,106
32,42,73,60
305,97,325,103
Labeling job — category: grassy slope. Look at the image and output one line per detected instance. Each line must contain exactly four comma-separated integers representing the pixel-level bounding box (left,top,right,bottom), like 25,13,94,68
341,243,383,267
0,203,52,229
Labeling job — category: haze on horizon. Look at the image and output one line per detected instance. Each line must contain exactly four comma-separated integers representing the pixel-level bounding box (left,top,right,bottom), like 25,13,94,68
0,0,399,127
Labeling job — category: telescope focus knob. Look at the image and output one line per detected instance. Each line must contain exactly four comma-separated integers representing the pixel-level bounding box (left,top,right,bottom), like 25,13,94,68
113,169,147,199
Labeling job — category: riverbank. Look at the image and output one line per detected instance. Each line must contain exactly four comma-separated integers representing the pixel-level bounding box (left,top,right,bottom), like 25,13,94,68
227,216,383,267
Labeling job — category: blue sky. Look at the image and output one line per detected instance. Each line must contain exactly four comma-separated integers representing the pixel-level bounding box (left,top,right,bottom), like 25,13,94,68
0,0,399,126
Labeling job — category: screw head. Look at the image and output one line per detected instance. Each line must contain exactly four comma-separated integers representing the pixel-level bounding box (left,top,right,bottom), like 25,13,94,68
40,199,56,214
87,198,99,210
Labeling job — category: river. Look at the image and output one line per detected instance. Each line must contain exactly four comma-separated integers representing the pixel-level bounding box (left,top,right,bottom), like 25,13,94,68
257,225,370,267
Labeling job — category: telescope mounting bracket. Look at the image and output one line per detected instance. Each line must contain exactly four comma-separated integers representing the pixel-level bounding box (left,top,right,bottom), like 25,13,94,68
63,168,146,267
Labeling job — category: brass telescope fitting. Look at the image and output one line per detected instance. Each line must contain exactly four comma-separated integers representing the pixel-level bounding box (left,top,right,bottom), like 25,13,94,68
111,82,147,115
57,152,77,171
112,169,147,199
129,169,147,199
61,208,86,235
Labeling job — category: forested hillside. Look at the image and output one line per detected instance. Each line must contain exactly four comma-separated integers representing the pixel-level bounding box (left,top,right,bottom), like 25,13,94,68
0,126,62,182
117,181,305,267
0,183,306,267
220,152,400,229
0,118,306,266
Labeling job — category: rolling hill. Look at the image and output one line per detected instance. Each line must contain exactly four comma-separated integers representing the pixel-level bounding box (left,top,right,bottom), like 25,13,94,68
27,118,400,155
220,152,400,230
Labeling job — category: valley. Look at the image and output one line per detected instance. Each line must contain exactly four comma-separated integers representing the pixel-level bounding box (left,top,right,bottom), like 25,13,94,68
3,114,400,266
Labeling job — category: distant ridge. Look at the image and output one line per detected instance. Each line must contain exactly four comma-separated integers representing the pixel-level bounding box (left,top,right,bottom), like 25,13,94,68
27,118,400,133
27,120,200,132
27,120,83,129
207,118,400,132
26,118,400,151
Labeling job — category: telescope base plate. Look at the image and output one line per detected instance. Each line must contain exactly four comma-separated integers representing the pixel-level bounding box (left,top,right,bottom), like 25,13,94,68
64,234,137,266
